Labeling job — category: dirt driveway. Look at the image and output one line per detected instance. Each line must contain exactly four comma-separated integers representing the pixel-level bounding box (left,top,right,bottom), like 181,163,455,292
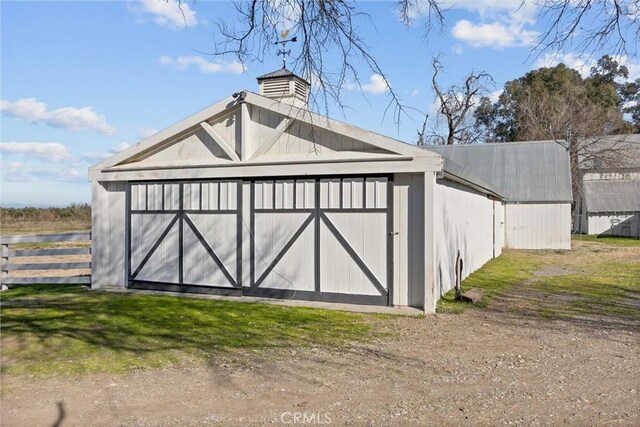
2,242,639,426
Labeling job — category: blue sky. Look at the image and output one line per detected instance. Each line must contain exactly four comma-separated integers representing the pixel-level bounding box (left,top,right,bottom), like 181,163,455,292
1,0,638,206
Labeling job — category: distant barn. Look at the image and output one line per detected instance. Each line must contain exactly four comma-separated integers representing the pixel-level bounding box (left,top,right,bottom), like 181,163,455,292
576,134,640,238
90,68,572,313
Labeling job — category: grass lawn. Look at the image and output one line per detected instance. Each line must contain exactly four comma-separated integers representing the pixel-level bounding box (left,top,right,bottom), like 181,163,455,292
0,285,372,376
2,236,638,377
437,250,541,313
572,234,640,247
438,236,640,318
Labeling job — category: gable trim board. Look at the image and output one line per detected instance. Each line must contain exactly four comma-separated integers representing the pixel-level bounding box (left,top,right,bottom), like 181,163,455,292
90,91,439,181
90,85,570,313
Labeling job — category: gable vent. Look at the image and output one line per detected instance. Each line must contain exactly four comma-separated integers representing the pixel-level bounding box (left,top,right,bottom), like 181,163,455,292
262,79,290,97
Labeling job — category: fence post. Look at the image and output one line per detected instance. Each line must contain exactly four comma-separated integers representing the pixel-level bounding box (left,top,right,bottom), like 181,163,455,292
1,243,8,285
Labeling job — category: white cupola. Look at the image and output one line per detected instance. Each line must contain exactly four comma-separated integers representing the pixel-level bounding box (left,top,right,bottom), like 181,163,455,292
257,67,309,109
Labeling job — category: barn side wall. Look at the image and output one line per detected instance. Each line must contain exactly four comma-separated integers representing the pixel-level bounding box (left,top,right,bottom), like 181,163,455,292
393,173,426,309
91,181,127,289
493,200,505,258
433,180,498,301
505,203,572,249
587,213,640,237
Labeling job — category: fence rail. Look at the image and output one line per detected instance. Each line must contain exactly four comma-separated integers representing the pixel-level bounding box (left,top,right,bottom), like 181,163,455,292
1,232,91,286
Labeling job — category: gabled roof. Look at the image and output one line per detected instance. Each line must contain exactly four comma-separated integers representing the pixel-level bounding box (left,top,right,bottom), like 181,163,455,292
90,91,442,180
422,140,573,203
257,67,296,80
578,134,640,171
440,157,502,198
584,179,640,213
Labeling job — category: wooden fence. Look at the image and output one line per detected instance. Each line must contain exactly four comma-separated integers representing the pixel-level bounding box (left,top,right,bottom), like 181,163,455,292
1,232,91,285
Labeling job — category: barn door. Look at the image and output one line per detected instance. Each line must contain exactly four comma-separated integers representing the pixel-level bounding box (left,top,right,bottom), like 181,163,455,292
247,176,392,305
127,180,242,294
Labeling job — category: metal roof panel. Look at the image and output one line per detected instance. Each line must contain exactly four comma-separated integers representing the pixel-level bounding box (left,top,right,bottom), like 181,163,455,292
422,141,572,202
584,179,640,213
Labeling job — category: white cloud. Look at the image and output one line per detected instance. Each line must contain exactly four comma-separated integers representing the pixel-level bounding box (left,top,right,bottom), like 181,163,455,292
112,142,130,152
0,142,74,162
131,0,198,30
0,98,116,135
0,161,82,182
410,89,421,97
159,55,245,74
488,89,502,103
534,52,595,77
361,74,389,95
534,53,640,80
452,19,538,48
81,142,130,162
410,0,540,49
138,127,158,139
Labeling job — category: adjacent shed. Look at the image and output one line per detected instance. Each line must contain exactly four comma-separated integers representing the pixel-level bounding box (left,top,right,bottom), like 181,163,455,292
90,69,507,312
423,141,573,249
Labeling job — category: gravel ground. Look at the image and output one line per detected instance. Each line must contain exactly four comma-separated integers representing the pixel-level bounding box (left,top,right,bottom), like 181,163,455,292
2,297,638,426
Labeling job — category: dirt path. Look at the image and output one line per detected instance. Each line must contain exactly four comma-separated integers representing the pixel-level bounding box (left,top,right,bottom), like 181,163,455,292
2,240,639,426
2,304,638,426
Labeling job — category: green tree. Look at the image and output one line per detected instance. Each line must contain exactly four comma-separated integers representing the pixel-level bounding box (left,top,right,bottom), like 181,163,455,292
473,57,635,143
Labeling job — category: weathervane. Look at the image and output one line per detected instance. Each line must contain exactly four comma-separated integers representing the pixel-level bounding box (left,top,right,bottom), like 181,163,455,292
274,30,297,68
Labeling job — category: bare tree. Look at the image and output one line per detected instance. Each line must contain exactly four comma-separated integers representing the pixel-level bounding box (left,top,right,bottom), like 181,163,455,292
173,0,637,126
204,0,443,125
510,83,632,200
535,0,640,58
428,58,493,145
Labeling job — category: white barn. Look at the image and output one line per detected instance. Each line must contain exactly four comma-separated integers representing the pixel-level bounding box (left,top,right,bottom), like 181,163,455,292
90,69,565,312
575,134,640,238
424,142,573,250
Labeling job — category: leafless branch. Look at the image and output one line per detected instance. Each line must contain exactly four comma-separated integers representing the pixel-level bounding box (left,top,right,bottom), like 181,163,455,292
534,0,639,58
428,57,494,144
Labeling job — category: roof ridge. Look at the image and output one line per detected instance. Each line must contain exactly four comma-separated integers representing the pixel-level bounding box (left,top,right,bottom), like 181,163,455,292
420,140,565,148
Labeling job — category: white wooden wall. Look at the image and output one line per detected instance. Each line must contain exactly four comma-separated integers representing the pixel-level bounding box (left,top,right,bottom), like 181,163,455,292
251,106,390,156
587,213,639,237
91,181,126,289
433,180,497,300
252,179,315,291
93,171,441,311
494,200,505,257
393,173,425,308
505,203,571,249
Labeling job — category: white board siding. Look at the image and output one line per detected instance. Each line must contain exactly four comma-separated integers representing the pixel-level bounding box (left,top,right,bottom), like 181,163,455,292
494,200,505,257
433,180,496,301
505,203,571,249
247,105,392,157
91,181,126,289
207,107,241,156
392,173,425,308
135,220,180,283
587,213,639,237
185,213,238,286
137,129,231,164
250,105,286,157
130,213,175,274
321,212,387,296
254,212,315,291
268,120,389,156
